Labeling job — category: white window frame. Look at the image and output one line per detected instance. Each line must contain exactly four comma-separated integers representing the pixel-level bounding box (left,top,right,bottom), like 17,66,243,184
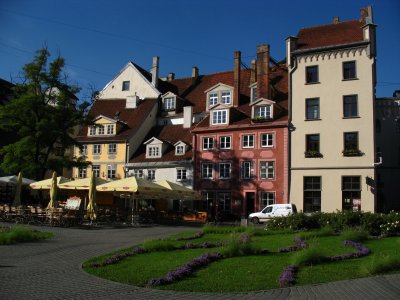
175,145,185,155
260,161,275,179
133,169,143,179
211,109,228,125
221,91,231,105
93,144,101,155
164,97,176,110
261,192,275,207
202,163,214,180
80,145,88,156
89,126,96,136
261,133,274,148
209,92,218,107
98,125,105,135
108,143,117,155
219,136,231,150
147,146,160,158
176,168,187,181
92,165,100,178
147,169,155,181
241,161,252,179
251,86,258,102
219,163,231,180
255,105,272,118
107,124,114,135
107,165,116,179
78,166,87,178
242,134,255,148
202,137,214,150
122,80,130,91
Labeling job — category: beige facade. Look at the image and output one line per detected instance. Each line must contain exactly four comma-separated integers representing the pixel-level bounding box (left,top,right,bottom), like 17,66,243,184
288,14,377,212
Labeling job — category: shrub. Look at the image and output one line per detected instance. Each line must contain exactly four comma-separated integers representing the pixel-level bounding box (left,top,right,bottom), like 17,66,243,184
341,227,369,242
297,226,336,240
291,242,327,266
360,255,400,275
221,233,259,257
0,226,52,245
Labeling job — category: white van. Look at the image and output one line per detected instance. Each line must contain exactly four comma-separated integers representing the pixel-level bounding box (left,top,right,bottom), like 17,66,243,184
248,204,297,224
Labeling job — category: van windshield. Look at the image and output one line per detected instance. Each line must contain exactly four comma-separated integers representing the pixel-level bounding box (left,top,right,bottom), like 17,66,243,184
262,206,273,213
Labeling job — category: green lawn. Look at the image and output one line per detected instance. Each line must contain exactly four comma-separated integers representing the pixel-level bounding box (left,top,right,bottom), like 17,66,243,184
0,225,53,245
83,226,400,292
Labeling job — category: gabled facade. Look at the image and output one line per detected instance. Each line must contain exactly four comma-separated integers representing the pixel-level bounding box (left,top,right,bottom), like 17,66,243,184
288,6,377,212
192,46,289,219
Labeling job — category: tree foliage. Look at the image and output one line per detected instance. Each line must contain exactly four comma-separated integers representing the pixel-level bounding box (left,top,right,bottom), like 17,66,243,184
0,48,92,180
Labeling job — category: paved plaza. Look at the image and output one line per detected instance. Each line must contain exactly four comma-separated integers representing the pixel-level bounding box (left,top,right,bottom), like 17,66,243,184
0,223,399,299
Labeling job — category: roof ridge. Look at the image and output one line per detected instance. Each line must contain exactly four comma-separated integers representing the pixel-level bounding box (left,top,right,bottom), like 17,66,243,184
299,19,361,31
171,69,252,82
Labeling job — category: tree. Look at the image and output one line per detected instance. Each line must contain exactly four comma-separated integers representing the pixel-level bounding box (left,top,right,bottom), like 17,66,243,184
0,48,92,180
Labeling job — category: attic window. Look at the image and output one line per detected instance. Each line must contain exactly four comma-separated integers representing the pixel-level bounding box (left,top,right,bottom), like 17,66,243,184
251,86,258,102
122,81,130,91
255,106,272,119
211,109,228,125
164,97,175,110
176,145,185,155
147,146,160,158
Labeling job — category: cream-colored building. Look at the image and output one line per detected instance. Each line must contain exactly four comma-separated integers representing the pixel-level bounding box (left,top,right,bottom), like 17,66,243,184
287,7,377,212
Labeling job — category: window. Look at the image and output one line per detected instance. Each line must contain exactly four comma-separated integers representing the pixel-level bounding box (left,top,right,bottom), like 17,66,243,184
78,166,87,178
221,91,231,105
93,144,101,155
89,126,96,135
251,86,258,102
343,95,358,118
164,97,175,110
219,163,231,179
343,61,356,80
80,145,87,156
202,137,214,150
342,176,361,211
122,81,130,91
107,124,114,135
304,176,321,212
306,66,319,83
242,134,255,148
209,93,218,106
306,134,320,152
98,125,105,135
108,143,117,155
260,161,274,179
92,165,100,177
201,191,214,211
148,146,160,157
306,98,320,120
219,136,231,149
261,192,275,207
344,132,359,151
261,133,273,148
176,168,187,181
202,163,214,180
133,169,143,179
175,145,185,155
255,106,272,119
218,192,231,211
147,169,155,181
241,161,252,179
107,165,116,179
212,110,227,125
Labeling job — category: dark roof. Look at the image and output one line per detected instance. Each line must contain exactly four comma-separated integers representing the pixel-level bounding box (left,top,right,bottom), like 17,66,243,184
296,20,366,51
130,125,193,163
77,98,158,142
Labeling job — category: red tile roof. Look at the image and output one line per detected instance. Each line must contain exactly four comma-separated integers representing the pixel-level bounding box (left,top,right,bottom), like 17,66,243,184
77,98,158,142
296,20,365,51
130,125,193,163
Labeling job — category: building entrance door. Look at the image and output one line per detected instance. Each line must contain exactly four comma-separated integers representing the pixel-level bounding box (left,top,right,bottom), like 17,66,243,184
245,192,255,217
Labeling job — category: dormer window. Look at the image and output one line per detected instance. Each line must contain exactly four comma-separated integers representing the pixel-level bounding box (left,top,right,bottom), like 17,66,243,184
147,146,160,157
164,97,175,110
98,125,105,135
122,81,130,91
255,105,272,119
107,124,114,135
209,93,218,106
176,145,184,155
89,126,96,135
211,109,228,125
221,91,231,105
251,86,258,102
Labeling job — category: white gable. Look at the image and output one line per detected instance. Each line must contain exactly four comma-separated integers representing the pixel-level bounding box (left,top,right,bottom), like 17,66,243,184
99,62,160,100
144,137,164,145
250,97,276,106
204,83,234,94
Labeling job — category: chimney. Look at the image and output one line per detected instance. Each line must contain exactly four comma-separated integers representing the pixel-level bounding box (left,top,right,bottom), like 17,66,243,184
256,44,270,99
183,106,193,128
233,50,241,107
167,72,175,81
126,95,139,109
286,36,298,68
332,16,340,24
250,59,256,84
360,6,373,24
151,56,159,88
191,67,198,85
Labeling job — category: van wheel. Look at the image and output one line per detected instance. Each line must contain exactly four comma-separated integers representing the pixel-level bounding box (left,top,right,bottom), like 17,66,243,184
251,217,259,224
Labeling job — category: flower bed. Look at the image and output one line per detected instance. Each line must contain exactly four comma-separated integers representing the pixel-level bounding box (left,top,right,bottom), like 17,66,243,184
279,237,306,253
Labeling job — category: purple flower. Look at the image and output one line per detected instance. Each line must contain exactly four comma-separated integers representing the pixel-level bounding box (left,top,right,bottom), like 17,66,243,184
279,238,306,253
330,240,370,261
176,231,204,241
279,265,298,287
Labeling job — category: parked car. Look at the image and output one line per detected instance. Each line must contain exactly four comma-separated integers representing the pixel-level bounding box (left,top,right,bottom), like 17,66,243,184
248,204,297,224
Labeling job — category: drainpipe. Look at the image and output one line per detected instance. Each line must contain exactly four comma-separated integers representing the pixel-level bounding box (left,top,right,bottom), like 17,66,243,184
125,142,130,178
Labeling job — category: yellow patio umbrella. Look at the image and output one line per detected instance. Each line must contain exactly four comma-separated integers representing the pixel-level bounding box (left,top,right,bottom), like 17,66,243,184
85,171,96,221
12,172,22,206
30,176,71,190
155,180,202,200
47,171,58,209
58,177,108,190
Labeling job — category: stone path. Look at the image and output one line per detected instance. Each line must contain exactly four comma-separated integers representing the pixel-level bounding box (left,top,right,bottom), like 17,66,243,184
0,223,399,299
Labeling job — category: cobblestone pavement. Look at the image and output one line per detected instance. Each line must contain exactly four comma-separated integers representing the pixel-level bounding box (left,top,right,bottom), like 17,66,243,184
1,223,399,300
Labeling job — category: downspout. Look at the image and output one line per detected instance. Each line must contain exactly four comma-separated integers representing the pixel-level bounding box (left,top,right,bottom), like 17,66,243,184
125,142,130,178
192,132,197,191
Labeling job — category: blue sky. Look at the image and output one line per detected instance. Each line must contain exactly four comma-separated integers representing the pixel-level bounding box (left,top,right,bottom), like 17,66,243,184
0,0,399,100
